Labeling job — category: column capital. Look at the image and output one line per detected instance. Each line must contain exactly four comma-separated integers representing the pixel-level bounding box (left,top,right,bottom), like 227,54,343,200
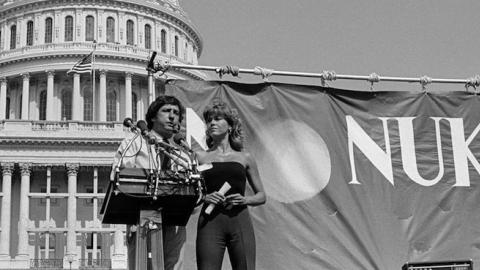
21,73,30,80
66,163,79,176
1,163,15,176
73,73,80,78
46,70,55,77
19,163,32,176
99,69,108,76
125,71,133,79
0,77,7,84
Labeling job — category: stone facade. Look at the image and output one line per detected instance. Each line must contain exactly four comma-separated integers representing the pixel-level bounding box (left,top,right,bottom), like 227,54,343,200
0,0,205,269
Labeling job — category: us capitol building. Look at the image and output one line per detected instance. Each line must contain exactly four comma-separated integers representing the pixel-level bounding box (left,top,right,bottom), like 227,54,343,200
0,0,206,269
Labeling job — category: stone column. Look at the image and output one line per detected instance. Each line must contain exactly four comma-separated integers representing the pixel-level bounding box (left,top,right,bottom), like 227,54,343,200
0,163,14,259
0,77,7,120
148,73,155,105
21,73,30,120
124,72,132,118
65,164,78,267
16,163,31,259
99,70,107,121
72,73,81,121
46,71,55,120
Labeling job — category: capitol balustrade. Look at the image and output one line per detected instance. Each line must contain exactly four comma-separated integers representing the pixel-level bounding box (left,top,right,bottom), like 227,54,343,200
29,258,112,269
79,259,112,269
0,42,187,64
0,120,128,140
30,258,64,269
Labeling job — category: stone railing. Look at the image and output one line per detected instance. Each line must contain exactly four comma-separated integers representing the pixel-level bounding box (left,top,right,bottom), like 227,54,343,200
30,258,63,268
0,120,128,140
79,259,112,269
0,42,192,64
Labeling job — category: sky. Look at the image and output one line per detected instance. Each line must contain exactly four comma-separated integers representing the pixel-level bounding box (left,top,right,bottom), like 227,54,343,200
181,0,480,91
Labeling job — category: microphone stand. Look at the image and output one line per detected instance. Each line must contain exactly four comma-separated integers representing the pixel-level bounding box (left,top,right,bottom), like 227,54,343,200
114,131,141,187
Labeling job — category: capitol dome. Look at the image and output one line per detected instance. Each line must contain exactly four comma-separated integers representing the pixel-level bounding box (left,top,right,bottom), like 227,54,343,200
0,1,205,269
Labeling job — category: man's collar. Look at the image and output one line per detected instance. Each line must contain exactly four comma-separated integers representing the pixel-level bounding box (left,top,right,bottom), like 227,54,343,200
150,129,171,142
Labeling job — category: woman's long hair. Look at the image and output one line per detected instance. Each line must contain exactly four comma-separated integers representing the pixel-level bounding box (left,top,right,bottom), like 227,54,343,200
203,99,244,151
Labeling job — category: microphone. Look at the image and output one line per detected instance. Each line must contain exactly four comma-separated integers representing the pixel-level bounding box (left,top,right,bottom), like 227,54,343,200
122,117,138,133
136,120,179,151
173,133,193,153
205,182,231,215
136,120,155,144
156,140,179,152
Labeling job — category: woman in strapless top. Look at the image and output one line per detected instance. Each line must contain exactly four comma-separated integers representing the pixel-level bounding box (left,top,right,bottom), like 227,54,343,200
196,99,266,270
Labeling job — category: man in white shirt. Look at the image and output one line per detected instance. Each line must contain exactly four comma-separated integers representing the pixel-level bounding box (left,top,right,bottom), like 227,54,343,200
112,95,187,270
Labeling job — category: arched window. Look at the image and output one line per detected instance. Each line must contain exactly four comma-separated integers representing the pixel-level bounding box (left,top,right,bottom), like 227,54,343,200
106,91,117,121
83,88,93,121
61,90,72,120
184,42,188,60
39,90,47,120
5,97,10,119
132,93,138,122
174,36,179,57
10,25,16,49
144,24,151,49
65,16,73,42
45,18,53,43
160,29,167,53
85,15,95,41
126,20,134,45
26,21,34,46
106,17,115,43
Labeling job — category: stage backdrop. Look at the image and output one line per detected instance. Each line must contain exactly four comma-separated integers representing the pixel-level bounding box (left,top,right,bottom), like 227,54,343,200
165,80,480,270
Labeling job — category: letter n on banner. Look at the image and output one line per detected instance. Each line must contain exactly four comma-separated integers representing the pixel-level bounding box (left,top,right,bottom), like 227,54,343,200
347,116,393,185
186,108,208,150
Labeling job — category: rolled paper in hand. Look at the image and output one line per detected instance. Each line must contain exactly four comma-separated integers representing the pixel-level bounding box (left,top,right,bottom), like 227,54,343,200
205,182,231,215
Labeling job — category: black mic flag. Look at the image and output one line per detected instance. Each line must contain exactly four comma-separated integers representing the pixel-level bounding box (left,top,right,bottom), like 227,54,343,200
147,51,157,72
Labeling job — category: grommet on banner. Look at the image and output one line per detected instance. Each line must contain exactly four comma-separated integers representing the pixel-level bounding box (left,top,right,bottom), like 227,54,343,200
215,65,240,79
465,75,480,94
253,66,274,82
368,73,380,91
419,75,432,91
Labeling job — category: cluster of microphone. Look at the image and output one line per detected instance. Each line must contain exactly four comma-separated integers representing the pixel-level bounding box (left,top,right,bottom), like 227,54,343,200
123,118,225,215
123,117,192,153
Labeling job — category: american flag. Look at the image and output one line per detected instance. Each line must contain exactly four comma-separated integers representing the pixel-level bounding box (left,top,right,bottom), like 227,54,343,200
67,52,93,74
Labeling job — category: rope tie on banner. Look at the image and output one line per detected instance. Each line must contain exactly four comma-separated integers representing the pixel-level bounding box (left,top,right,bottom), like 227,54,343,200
368,73,380,91
320,70,337,87
215,65,240,79
465,75,480,93
419,75,432,91
253,66,274,81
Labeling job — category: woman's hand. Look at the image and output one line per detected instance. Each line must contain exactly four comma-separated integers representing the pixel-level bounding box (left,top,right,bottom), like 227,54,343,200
225,193,248,206
204,192,226,205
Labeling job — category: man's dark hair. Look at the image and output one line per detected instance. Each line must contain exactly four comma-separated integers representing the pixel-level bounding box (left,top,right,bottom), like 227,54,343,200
145,95,185,130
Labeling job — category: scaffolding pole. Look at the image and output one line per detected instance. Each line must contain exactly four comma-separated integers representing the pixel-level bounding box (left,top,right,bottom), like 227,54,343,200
148,58,480,89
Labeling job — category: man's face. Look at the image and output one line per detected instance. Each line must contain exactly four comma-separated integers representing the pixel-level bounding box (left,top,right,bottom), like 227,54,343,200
151,104,180,137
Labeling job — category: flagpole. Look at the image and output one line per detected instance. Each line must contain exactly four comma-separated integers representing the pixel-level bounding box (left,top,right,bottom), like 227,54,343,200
92,41,96,121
